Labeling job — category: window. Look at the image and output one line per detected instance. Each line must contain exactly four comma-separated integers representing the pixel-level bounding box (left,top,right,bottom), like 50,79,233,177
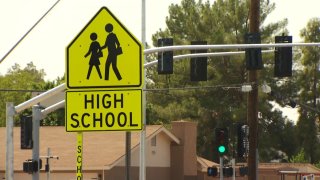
151,136,157,147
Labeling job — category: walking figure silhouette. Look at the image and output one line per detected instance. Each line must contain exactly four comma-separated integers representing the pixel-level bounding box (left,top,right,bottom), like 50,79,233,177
102,23,122,80
84,32,103,80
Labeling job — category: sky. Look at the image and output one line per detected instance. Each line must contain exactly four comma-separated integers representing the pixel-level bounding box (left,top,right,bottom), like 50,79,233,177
0,0,182,81
0,0,319,81
0,0,319,122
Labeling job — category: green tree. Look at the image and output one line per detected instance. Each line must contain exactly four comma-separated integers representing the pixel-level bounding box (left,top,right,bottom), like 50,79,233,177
289,149,308,163
0,62,46,126
0,62,65,126
294,18,320,163
147,0,293,162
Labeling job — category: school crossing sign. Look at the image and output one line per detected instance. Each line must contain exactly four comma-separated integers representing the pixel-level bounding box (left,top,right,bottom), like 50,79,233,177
66,7,143,89
65,7,143,132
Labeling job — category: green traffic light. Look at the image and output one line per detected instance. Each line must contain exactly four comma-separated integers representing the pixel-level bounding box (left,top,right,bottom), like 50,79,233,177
218,145,226,153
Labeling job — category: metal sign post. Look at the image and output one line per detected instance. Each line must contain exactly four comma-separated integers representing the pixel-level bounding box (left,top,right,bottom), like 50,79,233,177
6,102,15,180
140,0,147,180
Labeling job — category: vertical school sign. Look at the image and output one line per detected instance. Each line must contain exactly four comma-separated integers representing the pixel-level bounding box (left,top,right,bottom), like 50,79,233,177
65,7,143,132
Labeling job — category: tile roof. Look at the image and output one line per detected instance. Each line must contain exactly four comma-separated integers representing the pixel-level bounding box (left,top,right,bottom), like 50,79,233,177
259,163,320,174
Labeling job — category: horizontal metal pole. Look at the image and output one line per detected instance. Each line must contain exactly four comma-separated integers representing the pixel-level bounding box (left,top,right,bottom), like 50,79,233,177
174,49,273,60
39,155,59,159
16,50,257,113
144,43,320,55
144,50,273,68
41,100,65,117
15,83,65,113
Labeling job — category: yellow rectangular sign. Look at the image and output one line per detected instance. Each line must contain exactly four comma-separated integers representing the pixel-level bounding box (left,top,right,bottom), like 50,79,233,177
66,89,142,132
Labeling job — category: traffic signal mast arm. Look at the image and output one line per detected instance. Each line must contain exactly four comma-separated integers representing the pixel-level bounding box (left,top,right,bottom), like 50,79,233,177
144,42,320,55
13,41,320,114
145,50,273,68
14,83,65,114
13,42,320,114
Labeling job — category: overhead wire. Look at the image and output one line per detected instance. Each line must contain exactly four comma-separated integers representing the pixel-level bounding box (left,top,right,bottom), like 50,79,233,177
0,0,62,64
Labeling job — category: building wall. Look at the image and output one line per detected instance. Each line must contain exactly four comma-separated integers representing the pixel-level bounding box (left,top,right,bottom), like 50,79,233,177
111,131,173,180
117,132,172,167
171,145,184,180
171,121,198,180
1,171,99,180
105,166,170,180
146,133,172,167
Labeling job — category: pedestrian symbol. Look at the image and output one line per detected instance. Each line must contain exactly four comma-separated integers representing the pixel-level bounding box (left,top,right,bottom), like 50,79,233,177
84,32,103,80
66,7,143,89
102,23,123,81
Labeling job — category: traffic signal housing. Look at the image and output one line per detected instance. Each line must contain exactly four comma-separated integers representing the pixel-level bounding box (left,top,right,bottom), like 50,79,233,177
157,38,173,74
237,123,249,158
207,166,218,176
21,115,33,149
245,33,263,70
239,166,249,176
215,128,228,156
23,159,42,174
274,35,292,77
190,41,207,81
223,166,233,177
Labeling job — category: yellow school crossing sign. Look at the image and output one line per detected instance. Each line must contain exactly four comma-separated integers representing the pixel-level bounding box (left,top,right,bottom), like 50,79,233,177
66,7,143,89
65,7,143,132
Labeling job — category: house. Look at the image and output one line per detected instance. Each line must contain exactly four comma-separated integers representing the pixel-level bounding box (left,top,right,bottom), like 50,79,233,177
1,120,320,180
0,121,207,180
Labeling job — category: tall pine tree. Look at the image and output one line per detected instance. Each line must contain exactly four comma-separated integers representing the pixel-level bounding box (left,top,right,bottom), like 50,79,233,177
147,0,295,162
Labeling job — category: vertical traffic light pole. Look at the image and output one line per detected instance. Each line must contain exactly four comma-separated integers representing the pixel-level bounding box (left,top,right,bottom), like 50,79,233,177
219,157,223,180
248,0,260,179
32,105,41,180
215,128,228,179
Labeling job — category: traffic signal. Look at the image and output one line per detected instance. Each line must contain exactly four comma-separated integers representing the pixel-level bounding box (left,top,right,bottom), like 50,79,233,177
23,159,42,174
274,35,292,77
215,128,228,156
245,33,263,70
223,166,233,177
157,38,173,74
239,166,248,176
207,166,218,176
190,41,207,81
21,115,33,149
237,123,249,158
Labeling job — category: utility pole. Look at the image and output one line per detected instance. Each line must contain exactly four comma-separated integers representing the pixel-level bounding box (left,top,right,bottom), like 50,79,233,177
248,0,260,180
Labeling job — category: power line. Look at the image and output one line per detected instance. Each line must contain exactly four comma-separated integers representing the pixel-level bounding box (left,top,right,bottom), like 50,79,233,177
0,0,62,64
0,89,45,93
